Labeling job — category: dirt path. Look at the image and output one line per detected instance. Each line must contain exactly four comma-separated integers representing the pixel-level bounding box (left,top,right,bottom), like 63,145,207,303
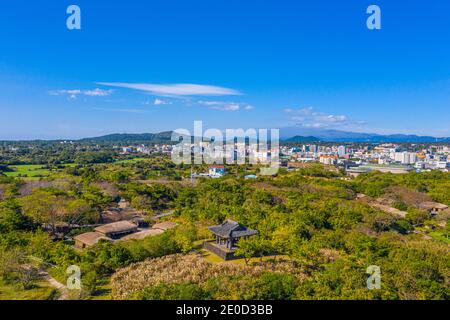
152,210,175,220
39,270,70,300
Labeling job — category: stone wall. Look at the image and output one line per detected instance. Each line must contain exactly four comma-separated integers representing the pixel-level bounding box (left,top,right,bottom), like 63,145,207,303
203,241,237,261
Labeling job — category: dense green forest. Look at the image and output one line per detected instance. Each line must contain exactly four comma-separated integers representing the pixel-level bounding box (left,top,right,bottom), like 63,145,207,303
0,154,448,300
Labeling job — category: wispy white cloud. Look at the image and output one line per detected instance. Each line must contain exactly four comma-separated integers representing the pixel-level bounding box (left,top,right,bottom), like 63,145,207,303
198,100,254,111
83,88,113,97
285,107,363,128
141,98,174,106
50,88,112,99
97,82,242,97
153,98,173,105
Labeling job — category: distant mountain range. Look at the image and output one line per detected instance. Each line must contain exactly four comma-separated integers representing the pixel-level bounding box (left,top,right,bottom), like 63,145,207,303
283,136,322,143
279,127,450,143
77,129,450,144
4,129,446,144
78,132,174,144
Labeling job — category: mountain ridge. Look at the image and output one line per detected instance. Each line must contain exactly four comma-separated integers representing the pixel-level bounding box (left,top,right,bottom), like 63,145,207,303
77,130,450,143
2,130,449,143
279,127,450,143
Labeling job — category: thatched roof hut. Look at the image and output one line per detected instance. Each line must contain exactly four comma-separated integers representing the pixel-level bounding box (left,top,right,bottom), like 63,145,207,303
152,221,178,231
119,229,164,241
419,202,449,214
74,232,111,249
95,221,138,239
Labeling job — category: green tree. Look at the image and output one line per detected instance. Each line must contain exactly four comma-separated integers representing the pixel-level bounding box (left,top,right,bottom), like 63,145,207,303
234,237,259,265
406,208,430,226
138,282,209,300
246,273,297,300
20,190,67,234
0,200,34,232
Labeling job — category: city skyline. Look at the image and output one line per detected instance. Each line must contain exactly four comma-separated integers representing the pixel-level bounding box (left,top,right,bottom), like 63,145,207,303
1,0,449,140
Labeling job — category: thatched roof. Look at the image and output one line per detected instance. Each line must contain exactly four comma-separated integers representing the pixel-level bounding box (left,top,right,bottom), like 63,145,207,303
371,203,407,218
74,232,111,246
152,221,178,231
419,202,449,211
95,221,137,235
119,229,164,241
208,219,258,239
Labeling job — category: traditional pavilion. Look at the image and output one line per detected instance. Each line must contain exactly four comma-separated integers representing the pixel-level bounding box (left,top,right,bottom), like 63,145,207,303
208,219,258,250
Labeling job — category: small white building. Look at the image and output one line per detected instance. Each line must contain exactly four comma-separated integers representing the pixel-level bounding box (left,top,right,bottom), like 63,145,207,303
209,166,226,178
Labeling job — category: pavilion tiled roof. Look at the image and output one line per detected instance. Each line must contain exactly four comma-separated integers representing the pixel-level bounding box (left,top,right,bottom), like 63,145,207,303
208,219,257,239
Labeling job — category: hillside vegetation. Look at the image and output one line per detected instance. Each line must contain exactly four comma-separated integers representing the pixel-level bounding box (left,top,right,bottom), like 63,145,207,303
0,158,448,300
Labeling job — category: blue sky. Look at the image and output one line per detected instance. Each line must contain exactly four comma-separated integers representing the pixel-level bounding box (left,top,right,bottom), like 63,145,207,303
0,0,449,140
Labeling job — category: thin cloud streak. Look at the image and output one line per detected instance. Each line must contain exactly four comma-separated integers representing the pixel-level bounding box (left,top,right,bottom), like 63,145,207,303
153,98,173,105
97,82,242,97
50,88,112,99
198,100,254,111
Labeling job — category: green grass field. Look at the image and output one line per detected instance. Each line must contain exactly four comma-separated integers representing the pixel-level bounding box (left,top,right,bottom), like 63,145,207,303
3,164,76,180
199,248,290,265
116,158,148,164
4,165,50,180
429,231,450,244
0,280,57,300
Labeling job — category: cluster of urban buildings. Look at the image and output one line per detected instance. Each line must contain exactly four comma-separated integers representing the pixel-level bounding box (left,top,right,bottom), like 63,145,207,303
112,141,450,176
282,143,450,175
119,144,172,155
172,141,278,165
